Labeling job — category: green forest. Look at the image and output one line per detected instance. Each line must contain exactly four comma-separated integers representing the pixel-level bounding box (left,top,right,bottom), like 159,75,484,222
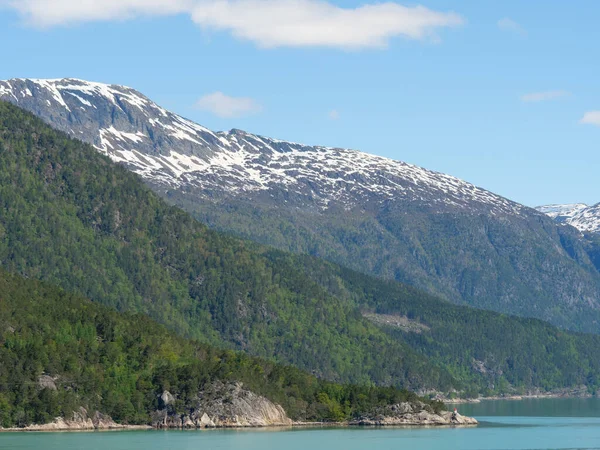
295,257,600,396
0,269,438,428
173,177,600,334
1,99,600,404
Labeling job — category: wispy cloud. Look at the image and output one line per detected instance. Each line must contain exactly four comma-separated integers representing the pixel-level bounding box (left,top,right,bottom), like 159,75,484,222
196,91,262,118
521,90,570,103
328,109,340,120
497,17,526,36
1,0,465,49
580,111,600,127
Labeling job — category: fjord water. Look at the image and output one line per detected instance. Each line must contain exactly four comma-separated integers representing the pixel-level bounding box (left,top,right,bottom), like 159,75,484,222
2,399,600,450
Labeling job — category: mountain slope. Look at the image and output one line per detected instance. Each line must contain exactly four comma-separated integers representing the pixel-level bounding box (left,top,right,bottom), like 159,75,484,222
0,269,438,428
0,99,454,390
298,258,600,396
3,100,600,397
0,79,526,212
3,78,600,332
537,203,600,235
0,79,526,214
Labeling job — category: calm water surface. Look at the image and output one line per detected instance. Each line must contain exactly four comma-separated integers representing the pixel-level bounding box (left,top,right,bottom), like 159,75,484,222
2,398,600,450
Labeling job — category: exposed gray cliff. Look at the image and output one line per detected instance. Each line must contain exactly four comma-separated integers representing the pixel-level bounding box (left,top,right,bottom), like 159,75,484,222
153,381,292,428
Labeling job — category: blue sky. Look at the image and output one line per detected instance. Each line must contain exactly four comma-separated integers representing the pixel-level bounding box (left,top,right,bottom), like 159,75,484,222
0,0,598,207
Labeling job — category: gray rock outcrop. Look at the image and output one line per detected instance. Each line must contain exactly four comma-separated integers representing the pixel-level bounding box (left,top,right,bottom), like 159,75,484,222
153,381,291,428
160,390,175,407
349,402,477,426
37,374,58,391
7,407,132,431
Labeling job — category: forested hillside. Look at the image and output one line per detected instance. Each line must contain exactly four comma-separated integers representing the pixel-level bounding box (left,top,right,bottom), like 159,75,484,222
1,100,600,397
3,78,600,334
182,197,600,333
291,256,600,396
3,79,600,333
0,270,434,428
0,100,452,390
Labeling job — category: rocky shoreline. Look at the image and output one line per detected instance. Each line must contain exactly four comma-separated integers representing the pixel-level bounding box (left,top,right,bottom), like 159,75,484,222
0,407,152,432
1,416,478,432
2,385,580,431
0,382,479,432
5,383,589,432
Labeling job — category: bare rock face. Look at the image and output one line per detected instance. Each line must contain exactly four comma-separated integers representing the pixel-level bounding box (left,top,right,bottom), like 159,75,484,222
443,411,478,425
199,413,216,428
91,411,122,429
197,381,292,427
160,390,175,407
12,407,124,431
349,402,478,426
37,374,58,391
153,381,292,428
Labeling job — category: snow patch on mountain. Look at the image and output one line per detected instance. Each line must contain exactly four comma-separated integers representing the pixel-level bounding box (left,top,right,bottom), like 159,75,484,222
536,204,588,220
567,204,600,234
537,203,600,234
0,78,527,215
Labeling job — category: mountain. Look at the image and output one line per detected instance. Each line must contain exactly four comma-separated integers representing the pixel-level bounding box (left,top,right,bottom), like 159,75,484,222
0,78,527,213
3,99,600,398
2,78,600,333
0,268,439,428
536,204,589,222
537,203,600,234
0,98,449,391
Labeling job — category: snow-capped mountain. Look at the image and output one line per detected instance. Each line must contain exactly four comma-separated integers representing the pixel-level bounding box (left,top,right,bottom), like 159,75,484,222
536,204,588,221
537,203,600,234
0,78,523,215
4,77,600,333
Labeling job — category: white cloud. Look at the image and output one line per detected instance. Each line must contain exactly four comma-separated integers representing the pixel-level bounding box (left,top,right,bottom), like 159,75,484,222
521,90,570,103
196,91,262,118
497,17,526,36
580,111,600,127
328,109,340,120
190,1,465,49
1,0,465,49
0,0,193,27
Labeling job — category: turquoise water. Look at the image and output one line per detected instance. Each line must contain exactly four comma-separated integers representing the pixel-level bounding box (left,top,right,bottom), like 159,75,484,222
1,399,600,450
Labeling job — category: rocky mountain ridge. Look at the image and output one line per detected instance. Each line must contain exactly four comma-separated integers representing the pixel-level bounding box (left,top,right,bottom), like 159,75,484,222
0,78,524,214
